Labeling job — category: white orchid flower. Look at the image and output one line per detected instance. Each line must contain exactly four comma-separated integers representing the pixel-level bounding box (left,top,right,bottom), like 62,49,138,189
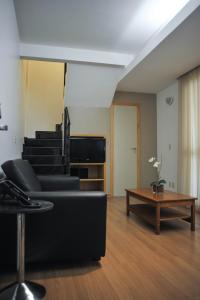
153,161,161,168
148,157,156,163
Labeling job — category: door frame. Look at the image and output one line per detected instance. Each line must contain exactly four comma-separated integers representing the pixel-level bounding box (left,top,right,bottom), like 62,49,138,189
110,102,141,197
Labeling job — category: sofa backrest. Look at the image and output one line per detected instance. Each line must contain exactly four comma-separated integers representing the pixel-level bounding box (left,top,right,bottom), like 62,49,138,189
0,172,5,196
1,159,42,191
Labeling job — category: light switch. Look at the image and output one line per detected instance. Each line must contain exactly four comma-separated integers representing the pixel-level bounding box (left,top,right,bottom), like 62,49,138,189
0,124,8,131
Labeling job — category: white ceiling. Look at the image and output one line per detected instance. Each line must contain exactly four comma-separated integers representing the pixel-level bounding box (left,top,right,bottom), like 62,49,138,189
14,0,200,98
14,0,189,55
117,4,200,93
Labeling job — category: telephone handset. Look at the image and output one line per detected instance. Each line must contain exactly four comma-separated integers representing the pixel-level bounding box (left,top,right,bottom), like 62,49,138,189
0,179,41,208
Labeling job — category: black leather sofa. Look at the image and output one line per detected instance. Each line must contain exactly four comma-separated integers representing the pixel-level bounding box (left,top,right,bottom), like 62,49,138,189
0,159,107,266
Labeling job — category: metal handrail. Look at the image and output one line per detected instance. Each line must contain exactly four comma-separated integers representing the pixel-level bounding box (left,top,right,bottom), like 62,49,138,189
63,107,70,174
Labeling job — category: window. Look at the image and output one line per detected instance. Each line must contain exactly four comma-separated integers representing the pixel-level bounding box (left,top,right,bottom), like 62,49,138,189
180,66,200,208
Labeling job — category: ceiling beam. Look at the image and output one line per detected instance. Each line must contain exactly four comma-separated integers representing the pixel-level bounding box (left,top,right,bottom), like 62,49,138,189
20,43,133,67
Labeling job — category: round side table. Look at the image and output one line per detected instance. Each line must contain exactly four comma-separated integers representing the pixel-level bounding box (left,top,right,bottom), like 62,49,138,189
0,200,54,300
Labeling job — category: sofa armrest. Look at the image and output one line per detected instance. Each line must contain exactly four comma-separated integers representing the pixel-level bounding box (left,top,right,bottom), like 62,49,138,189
37,175,80,191
27,190,107,257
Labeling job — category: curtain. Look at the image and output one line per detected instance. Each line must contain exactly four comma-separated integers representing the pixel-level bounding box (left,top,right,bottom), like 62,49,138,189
179,66,200,209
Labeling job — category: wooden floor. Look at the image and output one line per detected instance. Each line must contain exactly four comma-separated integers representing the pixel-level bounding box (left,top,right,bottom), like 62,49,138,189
1,197,200,300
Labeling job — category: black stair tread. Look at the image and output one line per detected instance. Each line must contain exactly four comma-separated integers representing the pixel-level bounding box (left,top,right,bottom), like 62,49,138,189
23,154,62,156
23,147,62,150
24,139,62,144
31,164,65,166
22,146,62,156
35,131,62,139
24,146,62,148
25,138,62,141
36,131,62,134
36,131,58,133
23,147,62,151
22,152,64,165
24,138,62,147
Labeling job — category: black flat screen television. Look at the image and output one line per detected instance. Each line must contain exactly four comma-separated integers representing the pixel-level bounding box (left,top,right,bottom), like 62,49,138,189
70,137,106,163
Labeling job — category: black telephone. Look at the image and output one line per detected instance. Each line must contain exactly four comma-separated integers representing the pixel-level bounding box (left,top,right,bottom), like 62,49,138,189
0,179,41,208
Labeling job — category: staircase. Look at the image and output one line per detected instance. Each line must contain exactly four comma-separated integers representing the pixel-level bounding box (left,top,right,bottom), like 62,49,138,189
22,108,71,175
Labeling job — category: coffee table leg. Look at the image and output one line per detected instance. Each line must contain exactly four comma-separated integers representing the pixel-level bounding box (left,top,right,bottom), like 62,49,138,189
191,201,195,231
126,191,130,216
156,205,160,235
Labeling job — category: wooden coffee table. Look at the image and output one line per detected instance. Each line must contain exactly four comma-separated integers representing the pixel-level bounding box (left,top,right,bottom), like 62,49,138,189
125,188,197,235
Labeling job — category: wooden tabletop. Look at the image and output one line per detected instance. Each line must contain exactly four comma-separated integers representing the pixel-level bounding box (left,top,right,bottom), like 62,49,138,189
0,200,54,214
125,188,197,203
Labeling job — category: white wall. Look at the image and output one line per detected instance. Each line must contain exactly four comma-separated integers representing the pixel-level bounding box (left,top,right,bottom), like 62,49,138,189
22,60,64,138
0,0,22,167
69,107,110,193
157,81,179,191
65,62,122,107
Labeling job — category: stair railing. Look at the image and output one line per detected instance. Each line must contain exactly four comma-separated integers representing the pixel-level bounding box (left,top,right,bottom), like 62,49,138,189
63,107,70,174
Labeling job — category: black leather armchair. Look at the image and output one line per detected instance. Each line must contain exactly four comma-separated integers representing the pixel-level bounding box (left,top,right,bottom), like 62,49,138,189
0,159,107,266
